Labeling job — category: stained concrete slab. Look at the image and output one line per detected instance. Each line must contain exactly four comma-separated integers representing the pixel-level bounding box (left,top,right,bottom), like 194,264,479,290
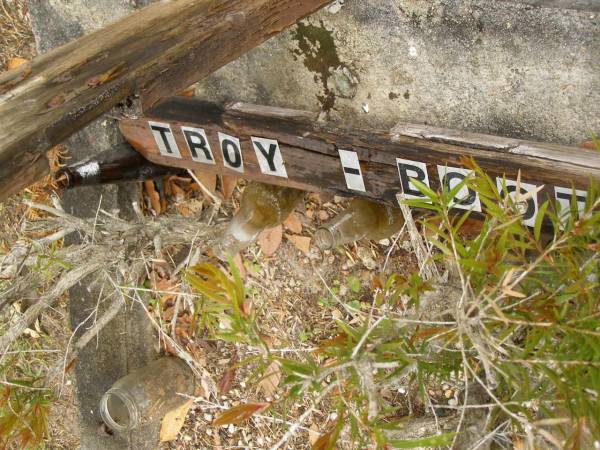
195,0,599,145
29,1,159,449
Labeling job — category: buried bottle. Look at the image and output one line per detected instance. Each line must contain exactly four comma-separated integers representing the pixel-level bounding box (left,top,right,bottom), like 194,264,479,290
99,357,194,432
212,182,305,260
313,199,404,250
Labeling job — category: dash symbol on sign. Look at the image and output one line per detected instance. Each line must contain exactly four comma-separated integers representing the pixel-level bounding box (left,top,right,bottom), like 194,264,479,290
338,149,366,192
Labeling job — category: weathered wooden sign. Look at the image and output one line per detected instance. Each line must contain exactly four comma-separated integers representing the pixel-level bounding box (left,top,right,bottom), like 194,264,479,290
120,97,600,227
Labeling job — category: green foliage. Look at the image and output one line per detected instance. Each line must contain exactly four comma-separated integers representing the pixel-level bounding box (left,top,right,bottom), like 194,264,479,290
0,358,52,449
187,161,600,448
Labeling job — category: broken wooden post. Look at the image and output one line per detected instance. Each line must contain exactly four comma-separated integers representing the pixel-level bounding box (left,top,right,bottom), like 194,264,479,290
0,0,331,201
120,97,600,228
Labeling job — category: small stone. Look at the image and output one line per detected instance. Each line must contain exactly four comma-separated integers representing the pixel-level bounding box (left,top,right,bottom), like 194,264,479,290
444,389,453,399
203,413,213,421
448,398,458,406
183,435,192,442
228,424,236,434
378,238,390,246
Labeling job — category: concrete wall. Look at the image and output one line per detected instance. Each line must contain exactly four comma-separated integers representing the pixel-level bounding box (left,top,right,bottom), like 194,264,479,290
196,0,599,145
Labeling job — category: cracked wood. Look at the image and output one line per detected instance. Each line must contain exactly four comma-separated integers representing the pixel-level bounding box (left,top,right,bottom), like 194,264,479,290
0,0,330,201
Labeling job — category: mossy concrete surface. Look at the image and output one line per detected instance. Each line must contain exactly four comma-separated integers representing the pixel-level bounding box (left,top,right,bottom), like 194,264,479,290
197,0,599,145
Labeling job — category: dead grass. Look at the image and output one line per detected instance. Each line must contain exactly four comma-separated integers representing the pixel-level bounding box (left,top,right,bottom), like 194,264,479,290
0,0,35,69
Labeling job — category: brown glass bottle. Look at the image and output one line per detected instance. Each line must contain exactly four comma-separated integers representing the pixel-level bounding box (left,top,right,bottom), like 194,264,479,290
313,199,404,250
212,182,305,260
56,143,180,189
99,357,194,432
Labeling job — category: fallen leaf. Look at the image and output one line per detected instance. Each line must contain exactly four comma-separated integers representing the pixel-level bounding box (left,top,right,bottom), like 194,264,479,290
144,180,162,215
317,210,330,221
232,253,247,280
193,171,217,200
258,361,282,397
258,225,283,257
286,234,311,255
220,175,238,200
283,213,303,234
160,399,194,442
7,57,27,70
175,203,194,217
580,139,598,151
312,428,339,450
309,423,320,446
218,366,237,395
178,88,196,97
212,403,270,426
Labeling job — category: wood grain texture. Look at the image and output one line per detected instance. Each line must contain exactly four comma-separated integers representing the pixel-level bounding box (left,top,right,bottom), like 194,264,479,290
120,97,600,206
0,0,330,200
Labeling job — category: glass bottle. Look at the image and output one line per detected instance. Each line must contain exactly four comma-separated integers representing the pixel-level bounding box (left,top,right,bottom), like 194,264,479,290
99,357,194,433
313,199,404,250
212,182,305,260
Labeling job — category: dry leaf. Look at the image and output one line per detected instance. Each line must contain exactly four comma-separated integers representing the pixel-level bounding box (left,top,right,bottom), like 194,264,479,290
232,253,247,280
258,361,282,397
258,225,283,257
317,210,330,221
7,57,28,70
580,139,597,151
309,423,320,446
286,234,311,255
218,367,237,395
212,403,270,426
312,428,338,450
283,213,303,234
144,180,162,215
159,399,194,442
193,171,217,200
178,88,196,97
220,175,239,200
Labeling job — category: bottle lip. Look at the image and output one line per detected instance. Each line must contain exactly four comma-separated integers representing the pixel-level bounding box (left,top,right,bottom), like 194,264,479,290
99,388,139,433
313,227,336,250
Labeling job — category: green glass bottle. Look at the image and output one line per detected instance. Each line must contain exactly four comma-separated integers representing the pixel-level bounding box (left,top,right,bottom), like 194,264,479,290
313,199,404,250
212,182,305,260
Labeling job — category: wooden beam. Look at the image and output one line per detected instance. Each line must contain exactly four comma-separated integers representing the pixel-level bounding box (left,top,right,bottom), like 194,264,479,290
120,97,600,226
0,0,330,201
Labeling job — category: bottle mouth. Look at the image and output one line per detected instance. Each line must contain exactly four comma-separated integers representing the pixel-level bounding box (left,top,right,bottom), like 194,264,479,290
313,228,335,250
99,388,139,433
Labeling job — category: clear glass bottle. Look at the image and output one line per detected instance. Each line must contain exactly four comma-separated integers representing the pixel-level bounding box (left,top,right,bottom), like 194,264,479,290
313,199,404,250
212,182,305,260
99,357,194,433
